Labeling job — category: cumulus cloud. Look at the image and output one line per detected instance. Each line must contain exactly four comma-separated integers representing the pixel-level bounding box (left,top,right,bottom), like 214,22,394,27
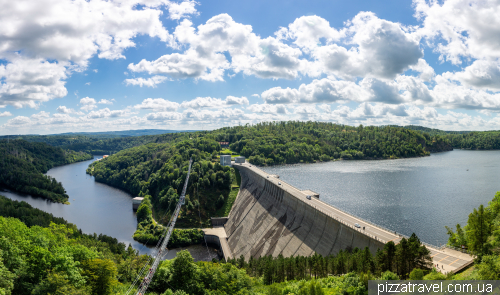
87,108,129,119
31,111,50,120
0,0,179,108
125,76,169,87
453,60,500,90
167,0,199,20
261,78,371,104
247,104,288,114
311,12,422,79
129,14,305,81
0,58,68,108
415,0,500,63
276,15,343,50
80,97,97,111
180,96,249,109
57,106,75,114
0,111,12,117
134,98,180,111
98,99,114,105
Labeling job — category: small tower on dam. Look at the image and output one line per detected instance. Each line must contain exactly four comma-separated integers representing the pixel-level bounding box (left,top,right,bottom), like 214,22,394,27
132,197,144,210
220,155,232,166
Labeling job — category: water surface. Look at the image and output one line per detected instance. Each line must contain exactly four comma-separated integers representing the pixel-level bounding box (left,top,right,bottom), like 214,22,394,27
1,156,217,260
261,150,500,246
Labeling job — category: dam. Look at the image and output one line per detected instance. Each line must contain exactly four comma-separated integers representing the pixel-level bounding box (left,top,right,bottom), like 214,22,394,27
208,162,474,273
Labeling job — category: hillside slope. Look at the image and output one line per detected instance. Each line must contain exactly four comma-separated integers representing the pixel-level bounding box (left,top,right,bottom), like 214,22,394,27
0,139,92,203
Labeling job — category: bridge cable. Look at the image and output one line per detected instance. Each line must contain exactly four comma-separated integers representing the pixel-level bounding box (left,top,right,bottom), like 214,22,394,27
124,191,177,295
129,158,193,295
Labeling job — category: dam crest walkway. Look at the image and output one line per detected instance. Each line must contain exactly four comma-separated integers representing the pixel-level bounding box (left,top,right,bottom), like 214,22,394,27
212,163,473,274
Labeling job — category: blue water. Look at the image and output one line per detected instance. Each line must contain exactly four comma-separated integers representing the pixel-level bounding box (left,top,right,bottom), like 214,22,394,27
1,156,218,260
261,149,500,246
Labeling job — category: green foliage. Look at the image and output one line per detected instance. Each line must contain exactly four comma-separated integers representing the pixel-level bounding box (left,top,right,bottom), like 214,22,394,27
409,268,424,280
87,138,235,228
215,122,447,165
0,139,92,203
227,237,430,284
5,132,188,155
81,258,118,295
0,199,150,295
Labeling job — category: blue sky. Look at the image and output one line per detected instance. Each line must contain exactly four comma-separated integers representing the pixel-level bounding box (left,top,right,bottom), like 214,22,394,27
1,0,500,134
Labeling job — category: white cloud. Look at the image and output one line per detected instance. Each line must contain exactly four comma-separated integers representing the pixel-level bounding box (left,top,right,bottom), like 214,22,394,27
414,0,500,63
125,76,169,87
87,108,129,119
98,99,114,105
80,97,97,111
225,96,249,105
0,111,12,117
57,106,75,114
31,111,50,120
311,12,422,79
247,104,288,114
146,111,183,121
129,14,304,81
167,0,199,20
261,78,371,104
93,69,98,73
6,116,31,125
251,94,260,98
85,82,91,86
0,58,68,108
453,60,500,90
276,15,343,51
180,96,249,109
134,98,180,111
0,0,177,108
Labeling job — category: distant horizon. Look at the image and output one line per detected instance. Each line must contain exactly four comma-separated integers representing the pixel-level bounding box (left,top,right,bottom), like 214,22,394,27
1,0,500,134
1,123,499,137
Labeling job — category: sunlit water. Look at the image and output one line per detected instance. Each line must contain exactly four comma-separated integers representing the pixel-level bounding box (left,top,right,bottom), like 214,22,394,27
261,150,500,247
1,156,218,260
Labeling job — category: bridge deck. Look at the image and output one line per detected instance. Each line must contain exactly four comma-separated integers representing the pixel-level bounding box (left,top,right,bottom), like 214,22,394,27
234,163,474,273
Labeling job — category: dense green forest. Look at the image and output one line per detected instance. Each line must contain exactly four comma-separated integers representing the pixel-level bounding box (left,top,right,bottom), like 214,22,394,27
445,191,500,279
4,132,188,155
87,138,240,230
2,191,500,294
0,139,92,203
210,122,453,165
0,196,149,295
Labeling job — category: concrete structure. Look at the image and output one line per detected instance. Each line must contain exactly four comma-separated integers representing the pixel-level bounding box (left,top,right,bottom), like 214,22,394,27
301,190,319,199
220,155,232,166
132,197,144,210
221,163,474,273
211,217,228,227
203,227,232,260
235,156,246,163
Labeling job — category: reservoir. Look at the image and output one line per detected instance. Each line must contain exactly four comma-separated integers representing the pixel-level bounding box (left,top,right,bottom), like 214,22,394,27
1,156,218,260
261,149,500,247
2,150,499,254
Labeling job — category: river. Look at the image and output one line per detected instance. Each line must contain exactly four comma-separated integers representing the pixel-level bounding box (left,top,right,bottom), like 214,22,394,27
1,156,218,260
261,149,500,247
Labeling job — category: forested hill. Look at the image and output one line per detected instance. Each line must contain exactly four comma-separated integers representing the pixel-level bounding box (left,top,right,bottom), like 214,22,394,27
0,132,188,155
212,122,452,165
87,138,237,229
0,139,92,203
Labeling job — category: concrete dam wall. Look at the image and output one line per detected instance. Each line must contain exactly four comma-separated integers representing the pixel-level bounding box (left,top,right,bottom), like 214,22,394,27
224,164,385,260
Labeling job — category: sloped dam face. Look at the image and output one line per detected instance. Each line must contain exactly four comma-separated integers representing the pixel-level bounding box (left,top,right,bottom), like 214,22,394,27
224,164,385,260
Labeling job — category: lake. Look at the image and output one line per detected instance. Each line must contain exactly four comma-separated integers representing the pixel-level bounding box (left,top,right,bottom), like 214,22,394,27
1,156,218,260
261,149,500,247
